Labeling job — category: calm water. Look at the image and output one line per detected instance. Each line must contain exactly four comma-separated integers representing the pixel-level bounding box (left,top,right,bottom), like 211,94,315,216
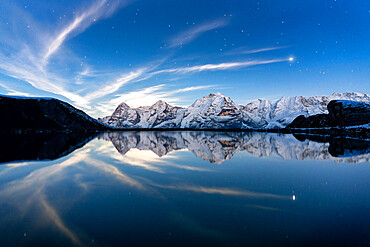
0,131,369,247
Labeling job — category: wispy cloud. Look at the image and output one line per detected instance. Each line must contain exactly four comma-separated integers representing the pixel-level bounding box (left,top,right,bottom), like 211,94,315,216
224,46,289,56
43,0,127,64
0,1,293,118
85,68,147,100
154,58,290,74
0,83,32,97
169,18,229,48
87,57,289,112
91,57,291,115
94,84,213,115
0,57,91,108
0,0,130,109
111,84,212,107
241,46,289,54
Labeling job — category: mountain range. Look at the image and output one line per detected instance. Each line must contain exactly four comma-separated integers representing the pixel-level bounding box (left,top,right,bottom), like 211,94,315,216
100,92,370,129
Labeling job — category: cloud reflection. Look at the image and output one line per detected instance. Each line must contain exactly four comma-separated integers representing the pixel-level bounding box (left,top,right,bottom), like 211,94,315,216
41,197,82,246
0,132,367,245
152,184,289,200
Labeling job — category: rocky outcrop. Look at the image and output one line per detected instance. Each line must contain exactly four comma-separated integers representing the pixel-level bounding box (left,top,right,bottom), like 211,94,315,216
287,100,370,129
327,100,370,126
0,96,110,131
285,114,332,128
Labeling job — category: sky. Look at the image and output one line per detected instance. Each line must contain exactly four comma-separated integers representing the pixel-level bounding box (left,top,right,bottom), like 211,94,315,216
0,0,368,117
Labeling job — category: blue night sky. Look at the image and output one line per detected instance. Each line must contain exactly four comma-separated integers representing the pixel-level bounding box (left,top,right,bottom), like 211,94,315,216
0,0,368,117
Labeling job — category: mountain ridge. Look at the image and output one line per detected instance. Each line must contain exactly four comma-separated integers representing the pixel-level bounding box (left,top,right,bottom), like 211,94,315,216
0,95,110,131
100,92,370,129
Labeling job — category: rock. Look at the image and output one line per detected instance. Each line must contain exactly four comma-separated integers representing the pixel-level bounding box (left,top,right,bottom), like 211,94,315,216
285,114,333,128
287,100,370,129
327,100,370,126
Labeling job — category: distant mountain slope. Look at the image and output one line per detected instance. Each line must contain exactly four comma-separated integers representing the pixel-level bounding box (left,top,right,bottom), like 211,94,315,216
101,92,370,129
0,95,110,131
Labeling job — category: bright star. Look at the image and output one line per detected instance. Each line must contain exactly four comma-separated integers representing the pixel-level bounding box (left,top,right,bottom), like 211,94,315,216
289,57,294,62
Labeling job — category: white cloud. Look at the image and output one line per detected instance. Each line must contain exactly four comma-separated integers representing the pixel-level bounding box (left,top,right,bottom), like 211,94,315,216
0,57,91,108
0,1,293,118
154,58,290,74
85,57,289,108
112,84,213,107
169,18,229,48
85,68,147,100
43,0,127,64
241,46,289,54
0,83,32,97
224,46,289,56
94,84,213,116
0,0,129,110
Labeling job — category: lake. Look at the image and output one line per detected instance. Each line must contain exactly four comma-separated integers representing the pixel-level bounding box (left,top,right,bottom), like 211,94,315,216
0,131,369,247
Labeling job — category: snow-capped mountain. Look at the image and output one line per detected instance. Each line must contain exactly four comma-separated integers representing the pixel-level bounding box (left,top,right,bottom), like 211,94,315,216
100,92,370,129
180,93,264,129
244,92,370,128
104,100,185,128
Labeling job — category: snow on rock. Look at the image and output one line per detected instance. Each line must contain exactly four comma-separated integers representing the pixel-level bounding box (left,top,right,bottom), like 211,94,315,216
244,92,370,128
101,92,370,129
180,93,263,129
102,100,185,128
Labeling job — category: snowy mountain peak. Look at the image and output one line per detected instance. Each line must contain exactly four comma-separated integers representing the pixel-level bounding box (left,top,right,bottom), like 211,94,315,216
111,102,133,117
191,92,234,108
152,100,167,106
149,100,169,110
117,102,131,109
209,92,225,97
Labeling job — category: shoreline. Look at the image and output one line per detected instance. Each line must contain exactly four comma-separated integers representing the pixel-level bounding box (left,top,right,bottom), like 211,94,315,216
1,126,369,139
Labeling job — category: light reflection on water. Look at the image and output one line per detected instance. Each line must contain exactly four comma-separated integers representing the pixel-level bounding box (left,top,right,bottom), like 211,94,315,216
0,132,368,247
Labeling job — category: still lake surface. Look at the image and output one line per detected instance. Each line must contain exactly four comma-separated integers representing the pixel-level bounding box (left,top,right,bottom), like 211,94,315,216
0,131,369,247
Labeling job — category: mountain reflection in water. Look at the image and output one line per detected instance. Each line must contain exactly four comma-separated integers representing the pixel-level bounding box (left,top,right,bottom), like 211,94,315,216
1,131,369,164
0,131,368,247
101,131,370,164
